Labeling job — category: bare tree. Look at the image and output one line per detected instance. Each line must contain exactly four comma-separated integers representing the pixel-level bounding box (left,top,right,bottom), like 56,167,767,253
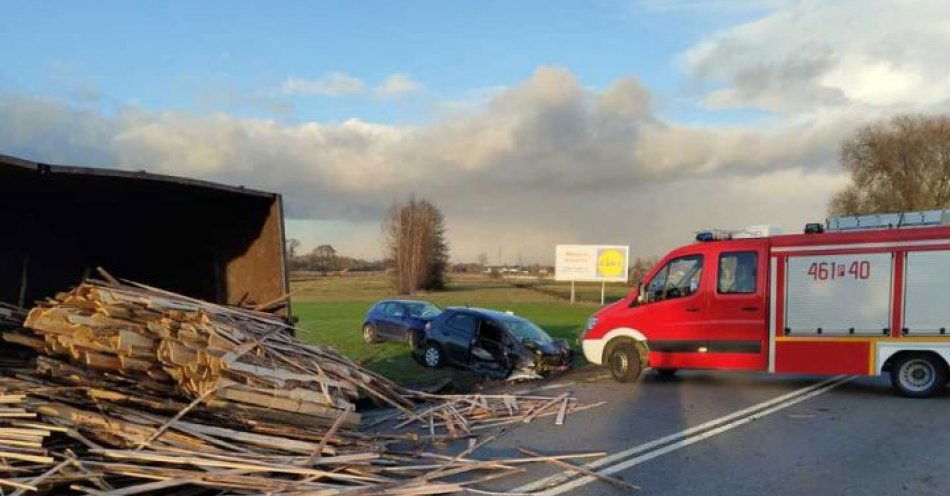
383,197,449,294
830,114,950,215
285,238,301,259
476,252,488,269
628,256,660,287
310,244,338,276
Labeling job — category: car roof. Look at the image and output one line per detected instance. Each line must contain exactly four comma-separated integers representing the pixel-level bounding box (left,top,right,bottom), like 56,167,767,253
445,307,520,320
378,299,435,305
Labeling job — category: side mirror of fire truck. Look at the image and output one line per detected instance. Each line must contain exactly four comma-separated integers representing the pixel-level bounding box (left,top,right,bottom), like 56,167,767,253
635,283,645,305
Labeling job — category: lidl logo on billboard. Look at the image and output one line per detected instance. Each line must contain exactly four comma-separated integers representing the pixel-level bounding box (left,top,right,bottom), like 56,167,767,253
555,245,629,282
596,248,626,278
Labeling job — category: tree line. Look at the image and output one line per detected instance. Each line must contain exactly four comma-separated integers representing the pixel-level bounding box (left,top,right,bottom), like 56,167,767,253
284,242,385,274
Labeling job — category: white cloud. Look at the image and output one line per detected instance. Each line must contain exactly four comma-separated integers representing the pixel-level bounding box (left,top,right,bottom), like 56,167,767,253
684,0,950,112
0,66,854,261
281,72,365,96
374,73,423,99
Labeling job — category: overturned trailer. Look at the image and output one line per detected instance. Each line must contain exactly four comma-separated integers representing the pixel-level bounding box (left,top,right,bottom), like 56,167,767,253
0,153,289,316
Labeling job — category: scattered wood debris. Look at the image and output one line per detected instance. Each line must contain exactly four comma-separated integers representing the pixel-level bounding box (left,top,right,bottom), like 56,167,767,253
0,278,612,494
386,393,606,440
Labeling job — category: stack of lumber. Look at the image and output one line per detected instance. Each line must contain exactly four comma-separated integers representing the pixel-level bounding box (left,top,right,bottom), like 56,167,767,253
5,280,415,428
0,278,615,494
0,390,60,494
0,371,606,494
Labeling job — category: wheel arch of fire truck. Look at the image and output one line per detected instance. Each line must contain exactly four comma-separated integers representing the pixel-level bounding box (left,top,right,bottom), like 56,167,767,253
583,209,950,397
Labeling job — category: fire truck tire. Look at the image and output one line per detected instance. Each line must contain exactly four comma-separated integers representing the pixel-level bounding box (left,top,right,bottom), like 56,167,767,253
890,353,947,398
655,368,677,380
608,343,642,383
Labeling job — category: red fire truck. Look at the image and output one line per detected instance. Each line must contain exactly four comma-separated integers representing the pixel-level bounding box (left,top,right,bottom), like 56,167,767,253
580,211,950,397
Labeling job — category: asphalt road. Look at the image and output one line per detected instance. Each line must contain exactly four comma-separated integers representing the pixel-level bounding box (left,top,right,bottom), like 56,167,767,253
458,367,950,495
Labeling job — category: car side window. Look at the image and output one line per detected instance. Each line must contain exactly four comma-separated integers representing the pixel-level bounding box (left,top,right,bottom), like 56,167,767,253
718,251,757,293
446,313,478,337
644,255,703,303
390,303,406,317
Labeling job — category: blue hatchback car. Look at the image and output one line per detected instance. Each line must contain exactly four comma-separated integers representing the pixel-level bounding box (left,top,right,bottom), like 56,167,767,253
362,300,442,348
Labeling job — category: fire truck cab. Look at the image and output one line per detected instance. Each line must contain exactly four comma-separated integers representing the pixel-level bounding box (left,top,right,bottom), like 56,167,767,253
580,211,950,397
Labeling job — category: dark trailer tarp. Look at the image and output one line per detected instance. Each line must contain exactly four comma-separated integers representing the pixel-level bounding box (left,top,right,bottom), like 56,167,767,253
0,154,289,315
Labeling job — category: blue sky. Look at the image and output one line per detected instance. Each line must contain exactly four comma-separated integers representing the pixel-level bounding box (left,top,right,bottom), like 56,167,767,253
1,1,767,125
2,1,945,262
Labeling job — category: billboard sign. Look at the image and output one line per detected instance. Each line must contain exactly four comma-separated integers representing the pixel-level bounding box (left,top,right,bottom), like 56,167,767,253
555,245,629,282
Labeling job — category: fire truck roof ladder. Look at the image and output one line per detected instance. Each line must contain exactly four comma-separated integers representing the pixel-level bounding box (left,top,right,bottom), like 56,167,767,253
826,209,950,231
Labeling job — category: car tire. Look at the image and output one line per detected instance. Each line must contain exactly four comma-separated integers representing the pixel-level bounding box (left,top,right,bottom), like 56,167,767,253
656,368,677,380
608,343,642,383
362,323,379,344
422,343,443,368
890,353,947,398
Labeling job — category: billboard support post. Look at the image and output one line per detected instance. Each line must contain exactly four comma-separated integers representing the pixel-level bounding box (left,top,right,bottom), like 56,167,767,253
570,280,576,303
600,281,605,306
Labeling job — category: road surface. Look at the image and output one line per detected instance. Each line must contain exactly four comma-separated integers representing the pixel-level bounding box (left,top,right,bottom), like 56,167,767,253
460,367,949,495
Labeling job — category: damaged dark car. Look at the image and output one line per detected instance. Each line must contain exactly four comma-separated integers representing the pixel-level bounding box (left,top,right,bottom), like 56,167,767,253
413,307,572,379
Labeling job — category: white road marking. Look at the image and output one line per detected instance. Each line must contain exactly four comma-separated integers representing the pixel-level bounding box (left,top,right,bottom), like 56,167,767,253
514,375,851,494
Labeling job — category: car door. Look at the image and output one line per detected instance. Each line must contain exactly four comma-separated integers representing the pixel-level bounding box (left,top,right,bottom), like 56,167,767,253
439,312,478,365
704,242,768,370
376,303,404,339
636,252,713,369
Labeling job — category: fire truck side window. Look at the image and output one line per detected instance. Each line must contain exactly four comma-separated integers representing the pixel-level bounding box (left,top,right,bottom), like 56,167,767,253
645,255,703,302
718,251,757,293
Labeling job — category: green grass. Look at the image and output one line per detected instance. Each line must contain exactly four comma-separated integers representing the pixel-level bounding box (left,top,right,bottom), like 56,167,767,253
291,273,606,388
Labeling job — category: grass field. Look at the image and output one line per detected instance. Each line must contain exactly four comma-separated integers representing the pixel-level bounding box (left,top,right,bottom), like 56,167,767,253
291,272,632,387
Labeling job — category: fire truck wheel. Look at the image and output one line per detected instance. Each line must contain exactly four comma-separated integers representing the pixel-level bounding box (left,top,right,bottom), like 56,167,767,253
655,368,677,380
608,343,642,383
890,353,947,398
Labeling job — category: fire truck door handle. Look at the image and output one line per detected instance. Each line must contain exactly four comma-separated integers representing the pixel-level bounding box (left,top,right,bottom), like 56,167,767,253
685,307,699,312
741,306,759,312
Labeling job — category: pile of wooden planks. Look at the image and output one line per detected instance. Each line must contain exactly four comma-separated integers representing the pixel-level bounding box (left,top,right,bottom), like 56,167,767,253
0,371,609,494
0,390,60,494
5,279,415,429
0,278,617,494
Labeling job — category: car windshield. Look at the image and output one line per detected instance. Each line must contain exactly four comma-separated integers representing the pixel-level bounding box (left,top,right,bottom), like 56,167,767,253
500,316,552,344
405,302,441,318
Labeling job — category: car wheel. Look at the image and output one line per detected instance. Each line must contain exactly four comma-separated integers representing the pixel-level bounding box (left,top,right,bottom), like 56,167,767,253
608,343,642,383
656,368,677,380
422,343,443,368
362,323,379,344
890,353,947,398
